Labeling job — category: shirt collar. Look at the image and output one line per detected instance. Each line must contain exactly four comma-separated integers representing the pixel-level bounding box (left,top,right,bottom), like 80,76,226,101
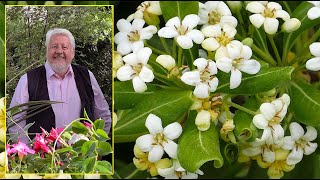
45,60,74,80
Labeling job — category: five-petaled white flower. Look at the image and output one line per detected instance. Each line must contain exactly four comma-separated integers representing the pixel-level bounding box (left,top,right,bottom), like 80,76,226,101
246,1,290,35
136,114,183,163
198,1,238,28
158,14,204,49
158,159,204,179
115,18,157,55
306,42,320,71
252,94,290,145
116,47,154,93
127,1,162,22
215,40,261,89
201,23,237,52
282,122,318,165
307,1,320,20
180,58,219,98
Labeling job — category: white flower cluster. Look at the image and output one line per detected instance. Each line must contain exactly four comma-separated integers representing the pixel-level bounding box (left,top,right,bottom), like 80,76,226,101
134,114,203,179
242,94,318,178
306,42,320,71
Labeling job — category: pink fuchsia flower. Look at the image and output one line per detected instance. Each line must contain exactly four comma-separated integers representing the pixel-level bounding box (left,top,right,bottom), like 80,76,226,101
83,121,93,129
47,127,64,143
33,129,51,154
10,139,35,160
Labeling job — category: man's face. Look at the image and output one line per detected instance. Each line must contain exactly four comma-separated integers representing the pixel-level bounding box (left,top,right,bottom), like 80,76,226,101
47,34,74,75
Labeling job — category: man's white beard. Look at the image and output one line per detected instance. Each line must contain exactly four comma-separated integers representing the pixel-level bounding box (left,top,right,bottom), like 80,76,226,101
49,61,69,74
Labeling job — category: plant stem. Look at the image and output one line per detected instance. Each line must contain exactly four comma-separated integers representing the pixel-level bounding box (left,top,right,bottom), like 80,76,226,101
289,54,312,66
160,37,171,55
282,1,292,16
8,117,32,142
226,101,257,116
251,44,277,66
172,40,177,59
177,46,183,67
268,35,282,65
298,28,320,57
125,168,140,179
144,41,167,55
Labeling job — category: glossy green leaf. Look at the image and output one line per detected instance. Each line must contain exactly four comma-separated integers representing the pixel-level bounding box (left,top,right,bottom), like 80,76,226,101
96,129,110,141
83,157,96,173
178,110,224,172
114,81,159,110
55,147,74,154
289,80,320,126
81,141,97,156
72,121,89,134
94,119,105,130
216,66,294,94
95,161,112,174
160,1,199,22
114,90,194,143
97,141,112,156
233,98,260,142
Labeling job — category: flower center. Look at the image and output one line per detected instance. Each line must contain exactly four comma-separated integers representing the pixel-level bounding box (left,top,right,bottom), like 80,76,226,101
208,11,221,25
175,171,186,178
128,30,140,42
131,63,144,77
200,70,211,81
153,133,167,145
174,24,189,35
217,32,232,46
263,8,275,18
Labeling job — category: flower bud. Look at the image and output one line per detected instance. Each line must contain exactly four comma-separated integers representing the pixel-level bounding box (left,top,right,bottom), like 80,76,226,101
241,37,253,47
156,55,176,71
282,18,301,33
133,157,149,171
226,1,242,13
134,145,146,159
144,11,161,26
275,148,289,161
260,88,276,97
195,110,211,131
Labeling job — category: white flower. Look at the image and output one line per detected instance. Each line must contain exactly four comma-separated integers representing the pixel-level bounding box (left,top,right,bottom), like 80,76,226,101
116,47,154,93
158,14,204,49
307,1,320,20
127,1,162,21
136,114,182,163
115,18,157,55
215,40,261,89
180,58,219,98
242,139,278,163
306,42,320,71
158,159,204,179
246,1,290,35
252,94,290,145
68,133,89,145
156,55,176,71
282,122,318,165
198,1,238,28
281,18,301,33
195,110,212,131
201,23,237,52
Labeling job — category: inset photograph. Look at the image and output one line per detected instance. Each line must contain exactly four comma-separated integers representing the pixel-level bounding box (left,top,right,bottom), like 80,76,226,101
6,5,113,175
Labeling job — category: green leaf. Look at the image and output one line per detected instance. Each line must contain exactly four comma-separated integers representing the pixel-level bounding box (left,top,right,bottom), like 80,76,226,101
83,157,96,173
94,119,105,130
72,140,87,152
114,81,159,110
216,66,294,94
81,140,97,156
114,90,194,143
55,147,73,154
222,143,239,165
97,141,112,156
233,97,260,142
160,1,199,22
289,80,320,126
72,121,89,134
96,129,110,141
95,161,112,174
178,110,224,172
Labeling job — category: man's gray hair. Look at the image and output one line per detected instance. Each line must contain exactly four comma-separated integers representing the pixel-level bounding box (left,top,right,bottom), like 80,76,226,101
45,28,75,50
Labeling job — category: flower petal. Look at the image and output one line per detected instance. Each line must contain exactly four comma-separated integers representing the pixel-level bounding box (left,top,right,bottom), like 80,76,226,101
158,27,179,38
281,136,295,150
253,114,269,129
132,76,148,93
238,60,261,74
309,42,320,57
166,16,181,27
201,38,220,51
136,134,154,152
182,14,200,29
242,146,262,157
260,103,276,120
137,47,152,65
208,77,219,92
216,57,233,73
306,57,320,71
194,82,209,98
145,114,163,135
148,145,164,163
183,173,199,179
307,7,320,20
187,30,204,44
262,147,275,163
123,53,139,65
117,19,132,32
181,71,201,86
193,58,208,71
162,140,178,159
289,122,304,141
117,41,132,56
217,1,232,15
132,19,145,30
246,2,265,14
230,68,242,89
304,142,318,155
303,126,318,141
275,10,290,21
264,17,279,35
208,61,218,75
267,2,282,11
220,15,238,27
201,24,222,37
226,40,242,59
241,45,253,60
249,14,265,28
286,146,303,165
158,166,175,178
271,124,284,144
140,25,158,40
163,122,182,140
177,35,193,49
116,65,134,81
